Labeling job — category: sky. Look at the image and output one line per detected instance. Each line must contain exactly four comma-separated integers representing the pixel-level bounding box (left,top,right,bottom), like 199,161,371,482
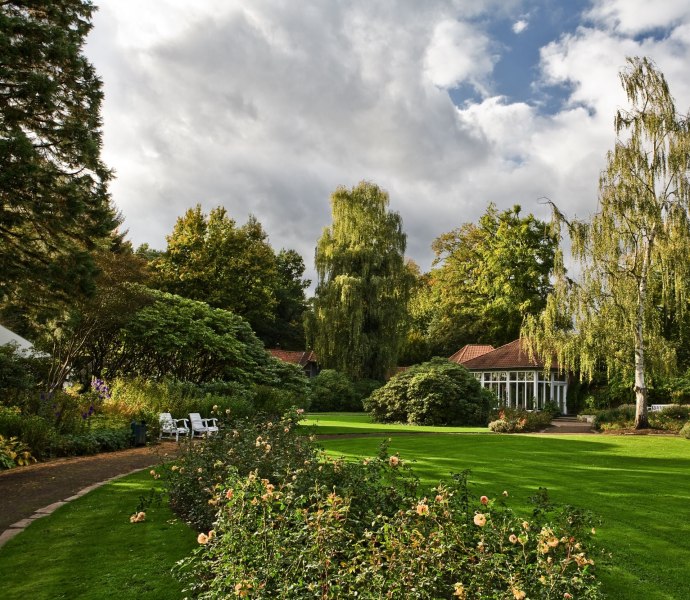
85,0,690,283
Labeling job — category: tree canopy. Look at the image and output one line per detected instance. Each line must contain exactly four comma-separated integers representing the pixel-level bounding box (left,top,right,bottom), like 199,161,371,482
408,204,556,358
115,288,274,384
152,205,308,347
307,181,411,380
0,1,119,307
523,57,690,428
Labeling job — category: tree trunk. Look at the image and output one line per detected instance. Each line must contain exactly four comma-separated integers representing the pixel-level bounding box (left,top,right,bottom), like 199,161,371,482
633,336,649,429
634,242,651,430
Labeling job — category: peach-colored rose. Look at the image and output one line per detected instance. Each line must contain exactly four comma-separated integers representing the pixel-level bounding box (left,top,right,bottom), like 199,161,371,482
197,532,209,544
416,502,429,516
389,456,400,467
473,513,486,527
480,495,489,505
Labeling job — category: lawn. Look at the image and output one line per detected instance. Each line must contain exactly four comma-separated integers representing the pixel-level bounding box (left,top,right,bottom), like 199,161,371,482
0,470,197,600
319,433,690,600
301,411,489,434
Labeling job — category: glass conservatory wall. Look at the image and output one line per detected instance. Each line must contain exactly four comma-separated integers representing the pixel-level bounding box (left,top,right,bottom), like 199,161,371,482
473,370,567,413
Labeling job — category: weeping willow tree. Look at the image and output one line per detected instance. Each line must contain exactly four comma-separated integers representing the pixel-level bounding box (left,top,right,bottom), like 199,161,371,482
307,181,410,380
524,57,690,429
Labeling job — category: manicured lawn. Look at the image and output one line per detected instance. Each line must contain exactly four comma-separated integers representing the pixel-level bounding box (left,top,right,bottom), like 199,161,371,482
0,470,197,600
319,433,690,600
301,411,489,434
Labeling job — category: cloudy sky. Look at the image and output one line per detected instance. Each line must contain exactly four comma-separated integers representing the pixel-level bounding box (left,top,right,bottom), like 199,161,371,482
85,0,690,281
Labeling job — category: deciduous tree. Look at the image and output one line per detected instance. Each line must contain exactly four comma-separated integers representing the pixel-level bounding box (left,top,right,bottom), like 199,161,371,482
428,204,556,354
155,206,278,335
523,57,690,429
307,181,410,380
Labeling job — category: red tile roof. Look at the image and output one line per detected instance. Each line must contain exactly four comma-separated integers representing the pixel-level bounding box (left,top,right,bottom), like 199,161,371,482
458,339,559,370
449,344,495,364
267,349,318,367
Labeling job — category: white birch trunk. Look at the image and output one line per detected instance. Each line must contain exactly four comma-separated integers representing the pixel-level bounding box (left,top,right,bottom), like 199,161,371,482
634,239,651,429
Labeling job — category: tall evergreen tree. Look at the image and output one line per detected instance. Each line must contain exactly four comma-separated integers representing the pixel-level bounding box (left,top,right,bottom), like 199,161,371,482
523,57,690,429
307,181,410,380
0,1,119,307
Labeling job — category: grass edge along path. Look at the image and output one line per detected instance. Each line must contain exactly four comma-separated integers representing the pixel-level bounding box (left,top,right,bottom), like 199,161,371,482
319,432,690,600
0,469,197,600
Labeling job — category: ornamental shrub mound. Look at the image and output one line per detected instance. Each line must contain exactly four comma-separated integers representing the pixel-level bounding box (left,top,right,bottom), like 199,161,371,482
680,421,690,439
365,358,492,426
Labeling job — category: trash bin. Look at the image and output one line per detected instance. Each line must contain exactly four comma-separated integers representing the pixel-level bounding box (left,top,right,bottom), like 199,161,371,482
131,420,147,446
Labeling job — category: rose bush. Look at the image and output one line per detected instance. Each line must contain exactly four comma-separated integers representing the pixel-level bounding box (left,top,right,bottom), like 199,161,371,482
175,464,602,599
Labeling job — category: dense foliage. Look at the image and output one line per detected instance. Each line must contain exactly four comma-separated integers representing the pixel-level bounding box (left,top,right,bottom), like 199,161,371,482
402,205,556,361
0,0,119,308
307,181,411,380
365,358,492,426
308,369,359,412
592,404,690,433
160,412,602,599
114,288,274,383
151,206,309,347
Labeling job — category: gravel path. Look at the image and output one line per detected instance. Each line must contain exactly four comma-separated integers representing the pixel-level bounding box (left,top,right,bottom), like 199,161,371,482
0,443,178,534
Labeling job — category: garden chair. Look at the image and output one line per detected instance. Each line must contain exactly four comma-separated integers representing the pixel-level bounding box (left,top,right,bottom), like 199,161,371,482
189,412,219,437
158,413,190,442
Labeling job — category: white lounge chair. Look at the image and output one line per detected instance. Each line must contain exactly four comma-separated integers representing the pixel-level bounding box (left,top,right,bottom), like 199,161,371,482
189,412,219,438
159,413,190,442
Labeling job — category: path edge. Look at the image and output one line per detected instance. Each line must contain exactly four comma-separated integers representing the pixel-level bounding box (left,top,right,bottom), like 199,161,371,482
0,466,149,549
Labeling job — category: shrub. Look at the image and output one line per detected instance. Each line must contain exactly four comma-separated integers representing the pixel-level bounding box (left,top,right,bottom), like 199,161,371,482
592,404,690,432
0,434,36,469
104,377,256,436
649,405,690,432
160,408,317,530
680,421,690,439
175,459,602,599
365,358,492,426
488,408,553,433
0,405,60,458
309,369,358,411
592,404,636,430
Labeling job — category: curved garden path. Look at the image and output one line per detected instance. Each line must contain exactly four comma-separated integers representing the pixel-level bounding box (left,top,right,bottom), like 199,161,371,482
0,443,177,543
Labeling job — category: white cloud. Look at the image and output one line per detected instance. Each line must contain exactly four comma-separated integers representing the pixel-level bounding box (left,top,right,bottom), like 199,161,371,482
513,19,529,34
84,0,690,283
424,20,497,92
586,0,690,35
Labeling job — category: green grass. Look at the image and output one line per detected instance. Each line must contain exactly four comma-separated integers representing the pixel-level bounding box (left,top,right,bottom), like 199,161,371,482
319,433,690,600
301,411,489,434
0,470,197,600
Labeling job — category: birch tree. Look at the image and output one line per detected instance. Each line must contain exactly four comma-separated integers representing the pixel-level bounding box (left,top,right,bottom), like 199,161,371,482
307,181,410,380
523,57,690,428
